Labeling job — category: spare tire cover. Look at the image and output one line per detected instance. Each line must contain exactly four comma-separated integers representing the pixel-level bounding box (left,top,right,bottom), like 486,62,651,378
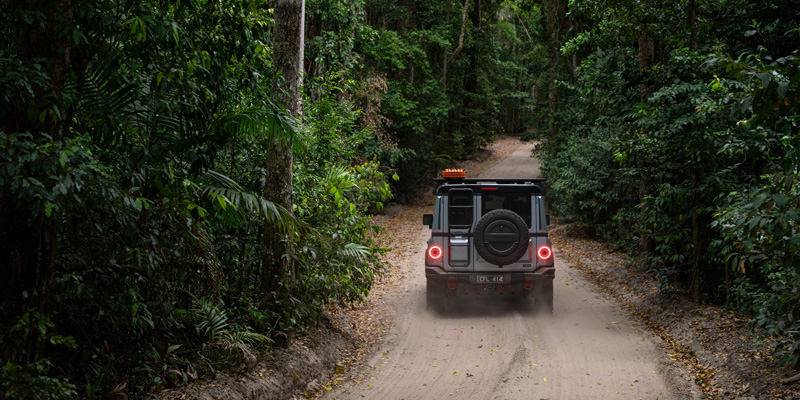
474,209,529,265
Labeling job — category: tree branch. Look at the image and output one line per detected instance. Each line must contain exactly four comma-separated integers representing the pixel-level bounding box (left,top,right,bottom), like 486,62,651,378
441,0,470,91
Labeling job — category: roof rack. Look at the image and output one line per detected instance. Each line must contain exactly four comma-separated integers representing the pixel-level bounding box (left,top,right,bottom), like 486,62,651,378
432,178,546,195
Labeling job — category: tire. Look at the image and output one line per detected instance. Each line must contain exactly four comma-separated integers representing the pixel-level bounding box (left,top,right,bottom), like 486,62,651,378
426,290,440,312
426,281,443,312
532,280,554,315
441,296,457,314
474,209,529,265
506,292,531,311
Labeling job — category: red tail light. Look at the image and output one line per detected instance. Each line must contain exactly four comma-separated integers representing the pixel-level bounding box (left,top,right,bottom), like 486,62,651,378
428,245,443,260
537,245,552,260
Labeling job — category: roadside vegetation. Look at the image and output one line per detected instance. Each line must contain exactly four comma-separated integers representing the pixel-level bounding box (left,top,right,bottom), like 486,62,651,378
535,0,800,372
0,0,539,397
1,0,798,398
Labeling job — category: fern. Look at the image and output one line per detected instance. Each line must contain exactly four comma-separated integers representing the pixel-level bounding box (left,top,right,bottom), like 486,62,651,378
191,299,229,343
210,102,303,153
199,169,310,234
74,57,137,143
340,243,370,260
189,298,270,356
226,330,270,347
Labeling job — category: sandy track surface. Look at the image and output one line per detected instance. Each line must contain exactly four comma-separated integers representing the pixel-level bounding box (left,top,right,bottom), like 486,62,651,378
322,140,692,399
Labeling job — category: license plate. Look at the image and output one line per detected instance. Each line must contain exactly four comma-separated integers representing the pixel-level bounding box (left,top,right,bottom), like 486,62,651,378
477,275,503,283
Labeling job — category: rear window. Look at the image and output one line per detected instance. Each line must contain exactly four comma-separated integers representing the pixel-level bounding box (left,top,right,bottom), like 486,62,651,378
481,192,531,228
448,189,473,229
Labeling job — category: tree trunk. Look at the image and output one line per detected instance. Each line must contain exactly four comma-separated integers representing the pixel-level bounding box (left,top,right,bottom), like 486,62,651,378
545,0,567,141
441,0,471,91
689,172,710,303
304,11,322,85
0,0,73,362
0,206,57,362
688,0,698,50
638,21,655,101
637,174,654,259
635,19,656,262
262,0,304,297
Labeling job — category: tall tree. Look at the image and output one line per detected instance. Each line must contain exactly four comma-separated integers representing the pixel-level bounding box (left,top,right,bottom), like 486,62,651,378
441,0,471,91
545,0,567,140
263,0,305,296
637,21,654,100
0,0,75,362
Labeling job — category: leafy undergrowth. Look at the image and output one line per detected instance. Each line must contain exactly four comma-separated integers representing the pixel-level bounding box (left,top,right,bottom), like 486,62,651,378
551,225,800,399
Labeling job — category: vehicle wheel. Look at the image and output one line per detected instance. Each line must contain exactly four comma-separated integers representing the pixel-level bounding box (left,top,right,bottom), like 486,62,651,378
532,280,554,315
532,298,553,314
426,281,445,312
474,209,529,265
441,296,457,314
426,290,441,312
506,293,531,311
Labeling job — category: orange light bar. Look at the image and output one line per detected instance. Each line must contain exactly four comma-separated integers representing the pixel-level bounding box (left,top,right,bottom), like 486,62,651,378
443,168,466,178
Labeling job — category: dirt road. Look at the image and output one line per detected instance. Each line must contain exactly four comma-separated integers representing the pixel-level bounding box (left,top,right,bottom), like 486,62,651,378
322,140,693,399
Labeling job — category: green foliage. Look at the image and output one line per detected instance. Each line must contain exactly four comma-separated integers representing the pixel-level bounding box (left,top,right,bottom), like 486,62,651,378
352,0,540,198
715,173,800,368
300,84,394,312
0,310,78,400
190,298,269,349
294,158,394,307
1,359,77,400
539,0,800,368
0,132,105,218
545,130,621,229
0,0,554,396
710,46,800,366
1,0,306,396
538,44,639,236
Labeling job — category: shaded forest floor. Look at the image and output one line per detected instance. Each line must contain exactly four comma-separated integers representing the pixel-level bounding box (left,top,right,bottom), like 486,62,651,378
163,136,800,399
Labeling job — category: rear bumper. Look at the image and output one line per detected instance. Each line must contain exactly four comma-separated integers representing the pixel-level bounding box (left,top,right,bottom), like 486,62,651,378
425,266,555,297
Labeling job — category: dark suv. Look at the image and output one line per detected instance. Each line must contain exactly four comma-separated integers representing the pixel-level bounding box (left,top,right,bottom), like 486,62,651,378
422,169,555,313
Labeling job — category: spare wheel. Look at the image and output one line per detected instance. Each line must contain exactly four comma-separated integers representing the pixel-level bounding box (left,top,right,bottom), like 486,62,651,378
474,209,529,265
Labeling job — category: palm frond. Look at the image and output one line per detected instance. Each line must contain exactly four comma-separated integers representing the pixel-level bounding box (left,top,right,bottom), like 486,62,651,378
131,83,182,136
191,299,229,343
324,164,357,191
340,243,371,260
76,57,137,142
210,100,304,153
200,169,310,234
226,330,270,347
